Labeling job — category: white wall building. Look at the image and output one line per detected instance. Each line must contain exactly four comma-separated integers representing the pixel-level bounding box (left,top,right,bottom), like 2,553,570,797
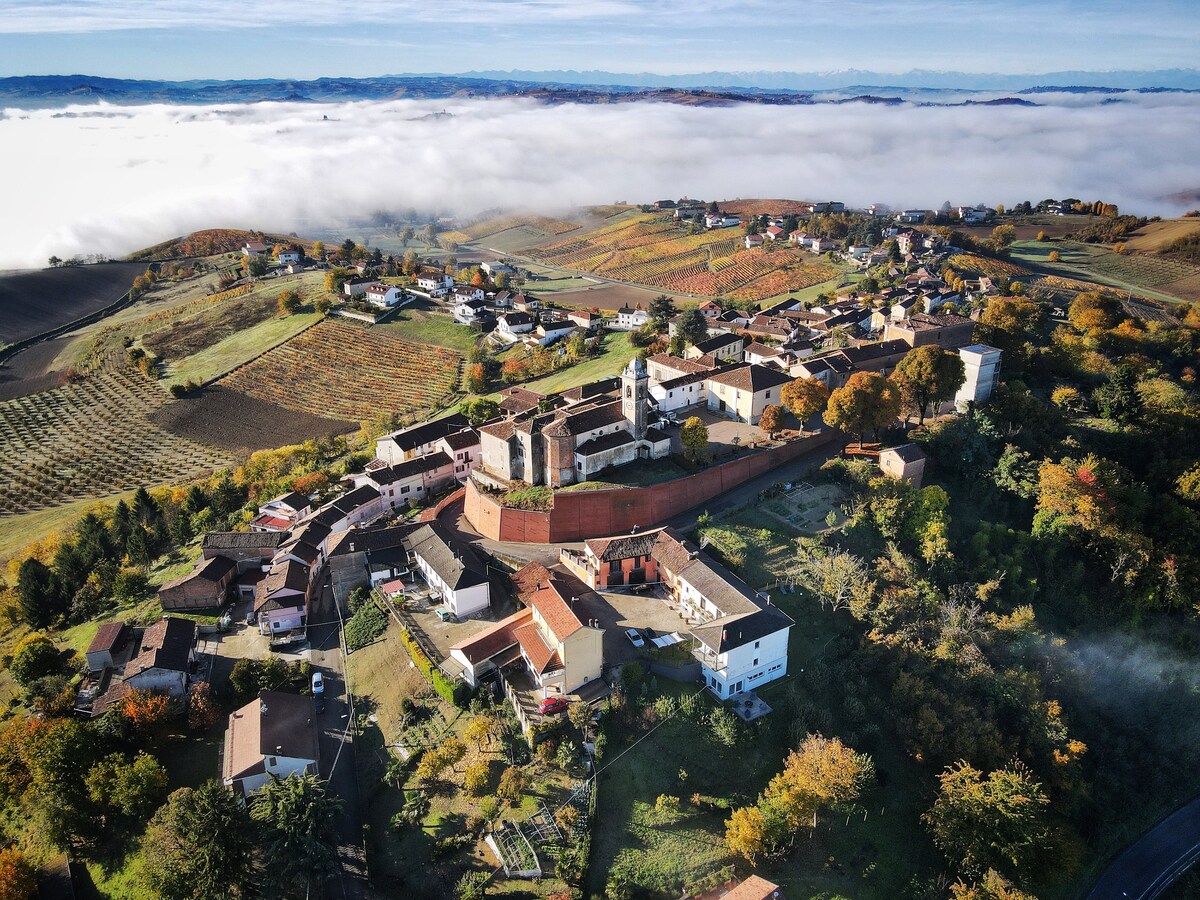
955,344,1003,406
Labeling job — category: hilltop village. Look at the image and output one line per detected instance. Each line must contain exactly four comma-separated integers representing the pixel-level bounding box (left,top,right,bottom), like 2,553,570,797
5,196,1200,900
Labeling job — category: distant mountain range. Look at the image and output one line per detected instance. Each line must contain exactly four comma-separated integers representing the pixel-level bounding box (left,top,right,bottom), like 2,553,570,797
0,71,1196,108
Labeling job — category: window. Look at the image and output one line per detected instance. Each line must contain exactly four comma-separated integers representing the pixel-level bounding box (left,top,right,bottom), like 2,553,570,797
765,390,771,399
754,640,760,649
752,658,759,666
268,756,277,767
400,486,410,494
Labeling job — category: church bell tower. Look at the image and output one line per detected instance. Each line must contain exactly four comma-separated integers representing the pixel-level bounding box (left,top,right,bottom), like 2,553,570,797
622,356,648,440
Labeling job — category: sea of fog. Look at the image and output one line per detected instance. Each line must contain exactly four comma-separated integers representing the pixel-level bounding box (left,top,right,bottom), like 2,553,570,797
1,93,1198,269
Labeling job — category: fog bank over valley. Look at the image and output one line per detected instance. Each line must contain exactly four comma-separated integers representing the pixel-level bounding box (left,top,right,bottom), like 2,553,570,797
2,93,1198,269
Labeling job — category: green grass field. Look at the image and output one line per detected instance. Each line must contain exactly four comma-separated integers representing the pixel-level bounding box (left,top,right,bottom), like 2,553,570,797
1010,241,1196,305
519,331,636,395
378,307,480,354
161,310,321,387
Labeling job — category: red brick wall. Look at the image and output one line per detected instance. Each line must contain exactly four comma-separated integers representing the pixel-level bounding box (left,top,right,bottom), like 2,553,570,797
465,430,836,543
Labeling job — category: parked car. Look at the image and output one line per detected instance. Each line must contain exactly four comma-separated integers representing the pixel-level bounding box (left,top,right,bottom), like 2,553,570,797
311,672,324,695
625,628,645,648
245,610,257,626
641,627,656,642
538,696,568,716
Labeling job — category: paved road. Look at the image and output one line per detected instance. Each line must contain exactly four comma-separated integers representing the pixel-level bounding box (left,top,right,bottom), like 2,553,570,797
309,586,370,900
1087,796,1200,900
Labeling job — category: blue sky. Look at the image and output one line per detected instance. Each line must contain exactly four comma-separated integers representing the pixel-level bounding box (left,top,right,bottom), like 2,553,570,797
0,0,1197,81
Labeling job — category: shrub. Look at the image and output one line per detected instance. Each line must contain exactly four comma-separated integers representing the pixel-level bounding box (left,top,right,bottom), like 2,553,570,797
497,766,530,802
397,627,473,707
345,596,388,651
10,633,62,687
464,761,490,795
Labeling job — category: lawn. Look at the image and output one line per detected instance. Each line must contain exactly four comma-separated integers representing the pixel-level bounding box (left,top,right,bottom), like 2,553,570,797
379,305,480,354
519,331,635,395
161,310,321,388
0,492,136,566
1010,240,1195,305
590,584,933,899
559,457,688,491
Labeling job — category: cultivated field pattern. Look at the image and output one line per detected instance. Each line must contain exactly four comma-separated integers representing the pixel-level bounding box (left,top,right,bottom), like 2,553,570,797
526,213,836,297
218,319,463,422
0,352,231,515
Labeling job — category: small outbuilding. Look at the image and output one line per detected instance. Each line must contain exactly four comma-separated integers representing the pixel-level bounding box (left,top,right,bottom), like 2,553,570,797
878,443,927,487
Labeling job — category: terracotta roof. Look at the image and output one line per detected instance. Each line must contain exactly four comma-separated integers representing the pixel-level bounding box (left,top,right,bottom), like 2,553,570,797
516,568,586,643
480,419,517,440
718,875,785,900
223,691,319,783
708,364,791,393
251,514,292,530
451,608,531,665
87,621,129,655
512,561,554,596
647,353,714,376
514,622,561,673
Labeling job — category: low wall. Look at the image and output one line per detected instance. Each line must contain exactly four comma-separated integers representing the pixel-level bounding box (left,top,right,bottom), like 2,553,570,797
464,430,837,543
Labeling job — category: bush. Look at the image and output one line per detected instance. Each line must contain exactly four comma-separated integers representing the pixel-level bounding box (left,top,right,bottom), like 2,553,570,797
464,761,490,795
345,596,388,651
397,627,472,707
10,633,62,687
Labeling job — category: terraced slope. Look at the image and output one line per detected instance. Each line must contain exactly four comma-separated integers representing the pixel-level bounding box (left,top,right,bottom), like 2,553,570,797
218,319,463,423
0,353,232,515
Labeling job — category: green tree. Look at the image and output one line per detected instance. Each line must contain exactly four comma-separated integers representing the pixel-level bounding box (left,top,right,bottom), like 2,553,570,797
648,294,676,327
825,371,901,448
709,707,740,747
780,377,831,434
243,255,268,277
890,345,967,426
277,289,302,315
1094,365,1143,426
314,296,334,316
86,752,168,819
924,761,1048,879
676,307,710,348
141,781,254,899
459,397,500,425
10,633,62,687
16,559,60,628
680,416,710,462
456,870,490,900
251,774,343,893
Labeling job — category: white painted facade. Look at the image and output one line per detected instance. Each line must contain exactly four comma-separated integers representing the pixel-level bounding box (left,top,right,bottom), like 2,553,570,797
697,627,791,698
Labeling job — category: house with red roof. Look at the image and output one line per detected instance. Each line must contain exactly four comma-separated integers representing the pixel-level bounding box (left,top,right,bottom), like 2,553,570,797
449,563,603,696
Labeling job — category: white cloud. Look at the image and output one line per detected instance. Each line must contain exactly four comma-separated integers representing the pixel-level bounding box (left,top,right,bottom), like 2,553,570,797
1,94,1198,270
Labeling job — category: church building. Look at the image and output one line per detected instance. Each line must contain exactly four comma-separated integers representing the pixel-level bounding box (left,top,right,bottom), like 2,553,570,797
477,357,672,488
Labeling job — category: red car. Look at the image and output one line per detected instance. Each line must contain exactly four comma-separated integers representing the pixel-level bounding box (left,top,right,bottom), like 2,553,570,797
538,696,568,716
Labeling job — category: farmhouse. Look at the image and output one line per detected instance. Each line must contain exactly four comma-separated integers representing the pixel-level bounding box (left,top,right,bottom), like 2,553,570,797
614,306,651,330
222,691,319,797
404,523,492,618
343,276,374,298
86,621,131,673
123,617,197,698
568,309,601,329
202,530,287,569
354,451,456,509
496,311,535,342
277,249,301,265
158,554,236,611
416,271,453,297
744,234,764,249
453,284,486,304
533,317,576,346
251,490,311,532
454,296,489,324
365,282,405,307
476,357,671,488
686,332,744,364
450,563,603,695
242,241,268,256
253,557,314,636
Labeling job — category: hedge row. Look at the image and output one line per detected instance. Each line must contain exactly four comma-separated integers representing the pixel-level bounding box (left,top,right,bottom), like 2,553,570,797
397,626,472,708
